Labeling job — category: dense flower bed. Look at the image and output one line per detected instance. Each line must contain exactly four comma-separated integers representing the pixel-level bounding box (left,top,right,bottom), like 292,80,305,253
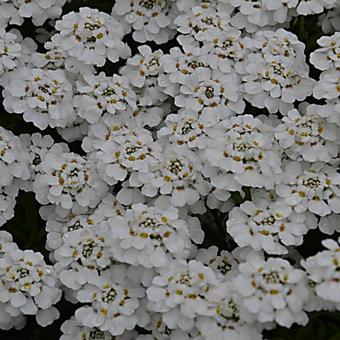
0,0,339,339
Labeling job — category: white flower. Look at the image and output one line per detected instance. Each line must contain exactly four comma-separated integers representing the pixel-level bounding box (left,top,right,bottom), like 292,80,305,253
0,0,66,27
227,0,297,32
19,133,68,191
0,127,30,186
54,221,115,290
204,115,282,189
61,317,114,340
175,68,244,120
74,72,137,124
158,45,211,97
133,145,210,207
296,0,337,15
175,3,232,41
318,6,340,34
242,29,315,114
0,248,61,327
227,198,317,255
196,282,263,340
120,45,163,88
0,184,19,227
109,203,192,268
276,161,340,216
313,69,340,100
54,7,130,67
139,313,199,339
274,106,339,162
158,109,214,150
84,115,161,185
196,28,251,74
0,28,21,77
3,67,76,130
45,207,113,253
113,0,178,44
75,267,144,335
233,254,310,327
34,151,108,212
310,33,340,71
302,237,340,305
146,259,219,330
196,246,238,279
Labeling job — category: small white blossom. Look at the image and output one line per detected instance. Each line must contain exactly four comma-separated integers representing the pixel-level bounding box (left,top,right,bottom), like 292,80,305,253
133,145,210,207
74,72,137,124
54,221,115,290
310,33,340,71
34,151,108,212
75,267,144,335
313,69,340,100
113,0,178,44
54,7,130,67
110,203,192,268
233,254,310,327
242,29,315,114
296,0,337,15
302,237,340,305
227,199,317,254
274,106,339,162
3,67,76,130
276,161,340,216
0,28,21,78
146,259,219,330
204,115,282,189
0,127,30,186
0,0,66,27
120,45,163,88
0,248,61,327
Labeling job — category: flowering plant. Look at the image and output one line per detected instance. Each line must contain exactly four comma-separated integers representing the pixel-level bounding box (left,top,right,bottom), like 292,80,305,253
0,0,340,339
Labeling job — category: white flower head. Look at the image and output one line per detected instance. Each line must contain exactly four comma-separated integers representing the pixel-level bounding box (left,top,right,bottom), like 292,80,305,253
313,69,340,100
204,114,282,189
0,28,21,77
227,198,317,255
196,282,263,340
146,259,219,329
0,127,30,186
302,237,340,305
3,67,76,130
54,221,115,290
276,161,340,216
134,145,210,207
110,203,192,268
196,246,239,279
310,33,340,71
274,106,339,162
0,0,66,27
34,151,108,212
0,248,61,327
113,0,178,44
296,0,337,15
233,254,310,327
75,267,144,335
175,3,232,41
175,68,244,120
0,184,19,227
87,116,161,184
54,7,130,67
242,29,315,114
75,72,137,124
120,45,164,88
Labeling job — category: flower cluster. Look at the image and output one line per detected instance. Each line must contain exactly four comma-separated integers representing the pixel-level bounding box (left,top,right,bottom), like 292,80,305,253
0,0,339,338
